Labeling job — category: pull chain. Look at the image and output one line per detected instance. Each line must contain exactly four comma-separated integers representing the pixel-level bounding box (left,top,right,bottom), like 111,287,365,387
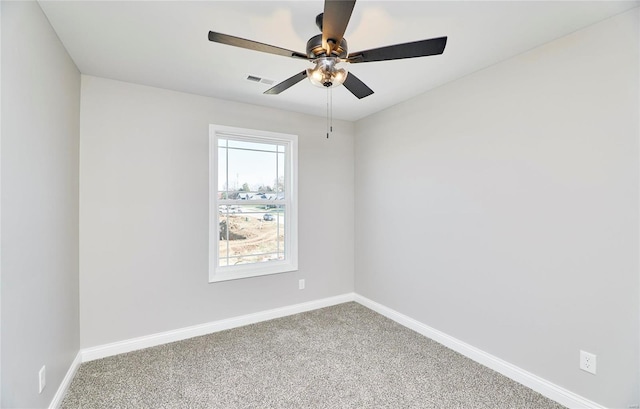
330,87,333,134
326,87,330,138
326,86,334,139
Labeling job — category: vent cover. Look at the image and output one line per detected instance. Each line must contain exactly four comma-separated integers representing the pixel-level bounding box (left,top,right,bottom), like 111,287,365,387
246,75,274,85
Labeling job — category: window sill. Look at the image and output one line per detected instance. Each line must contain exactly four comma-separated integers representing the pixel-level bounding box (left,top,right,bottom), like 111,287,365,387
209,262,298,283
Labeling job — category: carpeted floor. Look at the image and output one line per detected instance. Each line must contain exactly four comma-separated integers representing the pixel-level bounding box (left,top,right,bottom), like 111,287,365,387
61,302,565,408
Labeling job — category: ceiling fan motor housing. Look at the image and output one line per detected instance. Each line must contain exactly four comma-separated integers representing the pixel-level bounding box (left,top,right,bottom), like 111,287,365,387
306,34,348,58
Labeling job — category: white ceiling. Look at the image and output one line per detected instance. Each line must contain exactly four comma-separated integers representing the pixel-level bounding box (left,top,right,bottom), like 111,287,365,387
39,0,639,121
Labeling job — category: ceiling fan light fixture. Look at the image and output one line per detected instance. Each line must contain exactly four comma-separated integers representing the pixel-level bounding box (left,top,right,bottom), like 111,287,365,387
306,57,347,89
333,69,347,85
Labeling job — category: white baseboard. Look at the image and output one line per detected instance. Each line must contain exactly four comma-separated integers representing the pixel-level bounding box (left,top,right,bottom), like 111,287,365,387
55,292,603,409
353,294,606,409
49,351,82,409
81,292,356,362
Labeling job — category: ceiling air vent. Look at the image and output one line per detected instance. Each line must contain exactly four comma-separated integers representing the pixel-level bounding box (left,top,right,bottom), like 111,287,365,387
246,75,274,86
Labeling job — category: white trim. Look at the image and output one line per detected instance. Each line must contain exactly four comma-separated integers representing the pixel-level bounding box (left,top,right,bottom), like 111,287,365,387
81,293,355,362
353,294,606,409
48,352,82,409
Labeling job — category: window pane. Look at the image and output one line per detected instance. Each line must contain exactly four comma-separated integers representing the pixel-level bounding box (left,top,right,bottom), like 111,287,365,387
227,139,279,153
227,147,278,194
277,152,285,198
218,205,286,267
218,147,227,196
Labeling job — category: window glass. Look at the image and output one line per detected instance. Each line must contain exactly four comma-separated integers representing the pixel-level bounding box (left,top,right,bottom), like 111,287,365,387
218,204,285,267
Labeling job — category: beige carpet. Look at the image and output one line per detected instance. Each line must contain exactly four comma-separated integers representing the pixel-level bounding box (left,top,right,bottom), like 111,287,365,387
61,302,565,408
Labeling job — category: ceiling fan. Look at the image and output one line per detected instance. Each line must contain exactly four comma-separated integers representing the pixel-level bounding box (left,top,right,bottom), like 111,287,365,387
208,0,447,99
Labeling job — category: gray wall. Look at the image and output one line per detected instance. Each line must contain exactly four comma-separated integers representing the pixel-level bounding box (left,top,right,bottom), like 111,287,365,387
79,76,355,348
354,9,638,409
1,1,81,408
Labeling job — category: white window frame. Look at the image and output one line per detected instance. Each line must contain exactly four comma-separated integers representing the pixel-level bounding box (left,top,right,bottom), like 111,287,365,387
209,124,298,282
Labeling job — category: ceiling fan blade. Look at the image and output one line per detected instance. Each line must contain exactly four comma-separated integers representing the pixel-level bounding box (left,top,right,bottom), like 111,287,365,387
343,72,374,99
208,31,308,60
347,36,447,63
322,0,356,54
264,71,308,95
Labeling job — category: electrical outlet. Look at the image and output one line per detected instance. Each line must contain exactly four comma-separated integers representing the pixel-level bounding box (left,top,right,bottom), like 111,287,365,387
38,366,46,393
579,350,597,375
298,279,305,290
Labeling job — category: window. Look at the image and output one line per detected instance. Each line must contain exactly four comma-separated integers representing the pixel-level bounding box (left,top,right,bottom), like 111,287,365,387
209,124,298,282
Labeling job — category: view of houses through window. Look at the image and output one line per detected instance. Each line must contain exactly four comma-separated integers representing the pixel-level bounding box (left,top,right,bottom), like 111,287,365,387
217,138,286,266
